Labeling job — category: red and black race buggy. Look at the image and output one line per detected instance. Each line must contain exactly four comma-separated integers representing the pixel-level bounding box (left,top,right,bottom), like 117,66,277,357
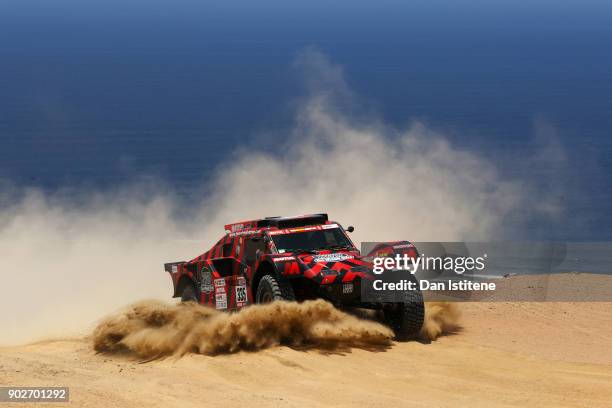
165,214,424,338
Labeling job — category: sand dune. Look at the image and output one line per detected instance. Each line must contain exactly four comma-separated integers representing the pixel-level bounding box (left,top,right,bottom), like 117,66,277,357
1,275,611,407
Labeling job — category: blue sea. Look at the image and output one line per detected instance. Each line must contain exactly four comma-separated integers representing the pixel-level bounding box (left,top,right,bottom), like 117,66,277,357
1,0,611,240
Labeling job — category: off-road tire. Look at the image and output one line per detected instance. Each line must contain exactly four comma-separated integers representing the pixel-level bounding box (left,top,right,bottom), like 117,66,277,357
181,283,198,303
383,289,425,340
256,274,296,303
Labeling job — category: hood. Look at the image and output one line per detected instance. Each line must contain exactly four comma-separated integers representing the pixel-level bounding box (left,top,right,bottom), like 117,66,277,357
293,250,372,274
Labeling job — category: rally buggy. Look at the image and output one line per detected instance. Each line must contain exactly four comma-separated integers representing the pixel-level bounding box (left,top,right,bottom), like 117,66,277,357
164,214,424,339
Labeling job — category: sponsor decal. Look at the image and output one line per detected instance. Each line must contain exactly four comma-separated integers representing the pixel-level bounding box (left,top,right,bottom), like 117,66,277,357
312,253,354,263
201,267,214,293
393,244,412,250
274,256,296,262
321,223,340,229
229,230,258,237
269,226,322,235
237,276,247,286
342,282,354,294
229,223,250,232
171,265,178,273
215,279,226,294
215,293,227,309
292,226,319,232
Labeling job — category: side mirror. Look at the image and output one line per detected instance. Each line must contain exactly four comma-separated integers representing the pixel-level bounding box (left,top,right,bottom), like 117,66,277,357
346,226,355,233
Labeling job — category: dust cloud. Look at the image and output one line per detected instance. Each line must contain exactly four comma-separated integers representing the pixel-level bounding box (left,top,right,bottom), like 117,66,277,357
420,302,461,341
92,299,459,358
0,50,553,346
93,300,394,357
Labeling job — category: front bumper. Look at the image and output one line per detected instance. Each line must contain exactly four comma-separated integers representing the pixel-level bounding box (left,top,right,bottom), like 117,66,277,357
318,277,362,304
317,271,421,309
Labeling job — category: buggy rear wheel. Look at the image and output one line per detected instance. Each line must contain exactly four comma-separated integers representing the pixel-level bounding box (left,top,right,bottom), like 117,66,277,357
181,283,198,303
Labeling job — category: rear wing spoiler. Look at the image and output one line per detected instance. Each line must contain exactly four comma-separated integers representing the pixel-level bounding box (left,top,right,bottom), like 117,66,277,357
164,261,186,273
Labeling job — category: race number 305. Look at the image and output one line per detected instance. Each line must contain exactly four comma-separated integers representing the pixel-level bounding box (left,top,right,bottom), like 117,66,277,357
0,387,69,402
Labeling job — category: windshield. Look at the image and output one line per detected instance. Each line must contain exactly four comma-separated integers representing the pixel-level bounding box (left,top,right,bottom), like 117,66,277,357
270,226,354,253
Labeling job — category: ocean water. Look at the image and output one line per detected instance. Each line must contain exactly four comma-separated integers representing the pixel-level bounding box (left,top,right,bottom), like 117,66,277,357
1,0,611,239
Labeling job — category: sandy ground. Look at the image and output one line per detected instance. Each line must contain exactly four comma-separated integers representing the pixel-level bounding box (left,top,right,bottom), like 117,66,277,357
1,275,611,408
